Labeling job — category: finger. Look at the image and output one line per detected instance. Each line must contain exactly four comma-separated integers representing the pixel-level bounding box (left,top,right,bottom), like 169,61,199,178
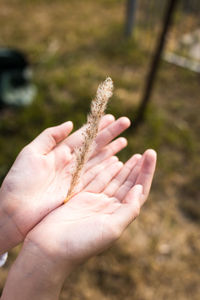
114,156,143,201
135,149,157,206
91,117,131,157
64,114,115,151
85,137,127,171
103,154,142,197
99,114,115,130
29,121,73,154
110,185,143,234
84,161,123,193
81,156,119,190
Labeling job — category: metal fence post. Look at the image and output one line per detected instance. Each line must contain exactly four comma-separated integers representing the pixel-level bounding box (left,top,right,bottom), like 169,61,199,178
125,0,137,37
133,0,179,129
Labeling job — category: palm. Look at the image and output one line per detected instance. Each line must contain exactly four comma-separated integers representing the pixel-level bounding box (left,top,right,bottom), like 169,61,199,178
27,149,156,265
0,116,129,237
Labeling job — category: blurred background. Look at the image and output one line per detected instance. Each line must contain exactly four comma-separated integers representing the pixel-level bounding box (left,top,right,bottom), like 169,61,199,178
0,0,199,299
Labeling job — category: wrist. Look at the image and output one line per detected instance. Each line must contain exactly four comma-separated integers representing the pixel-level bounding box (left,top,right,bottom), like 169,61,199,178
0,188,23,254
24,238,75,279
25,227,80,270
2,239,74,300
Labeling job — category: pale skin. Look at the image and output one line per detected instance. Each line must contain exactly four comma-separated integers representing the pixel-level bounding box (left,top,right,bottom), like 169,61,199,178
0,115,156,300
0,114,129,254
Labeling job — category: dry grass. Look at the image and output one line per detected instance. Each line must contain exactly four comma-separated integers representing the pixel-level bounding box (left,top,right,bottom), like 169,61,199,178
0,0,199,299
66,77,113,200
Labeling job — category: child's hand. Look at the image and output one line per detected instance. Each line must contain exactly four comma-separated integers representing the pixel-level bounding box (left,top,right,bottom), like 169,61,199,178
26,150,156,269
1,149,156,300
0,115,130,253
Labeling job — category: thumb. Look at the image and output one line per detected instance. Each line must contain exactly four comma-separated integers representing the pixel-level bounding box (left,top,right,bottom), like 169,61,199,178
29,121,73,154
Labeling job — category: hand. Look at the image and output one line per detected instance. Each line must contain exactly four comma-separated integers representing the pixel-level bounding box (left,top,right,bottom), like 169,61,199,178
0,115,130,253
26,149,156,269
1,149,156,300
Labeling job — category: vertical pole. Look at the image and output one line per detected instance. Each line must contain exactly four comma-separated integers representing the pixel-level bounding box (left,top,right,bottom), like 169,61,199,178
125,0,137,37
133,0,179,129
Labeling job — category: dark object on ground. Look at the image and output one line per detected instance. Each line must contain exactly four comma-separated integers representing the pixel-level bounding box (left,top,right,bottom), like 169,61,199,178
0,48,36,107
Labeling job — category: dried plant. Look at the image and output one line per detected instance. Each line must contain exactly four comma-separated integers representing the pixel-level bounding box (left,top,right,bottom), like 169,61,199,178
64,77,113,203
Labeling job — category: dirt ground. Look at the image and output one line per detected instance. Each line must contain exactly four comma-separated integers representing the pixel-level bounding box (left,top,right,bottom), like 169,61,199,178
0,1,199,299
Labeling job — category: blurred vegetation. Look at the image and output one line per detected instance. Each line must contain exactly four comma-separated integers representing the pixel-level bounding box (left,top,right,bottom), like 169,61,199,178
0,0,200,299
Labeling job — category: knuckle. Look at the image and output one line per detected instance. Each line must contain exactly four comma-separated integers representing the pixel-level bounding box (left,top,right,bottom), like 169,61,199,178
44,127,52,136
18,145,33,158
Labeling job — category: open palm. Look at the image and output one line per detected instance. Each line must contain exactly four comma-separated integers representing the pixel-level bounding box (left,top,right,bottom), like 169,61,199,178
0,115,130,247
27,149,156,266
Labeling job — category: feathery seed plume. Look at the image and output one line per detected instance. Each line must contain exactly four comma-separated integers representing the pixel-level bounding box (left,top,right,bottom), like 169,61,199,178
64,77,113,203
